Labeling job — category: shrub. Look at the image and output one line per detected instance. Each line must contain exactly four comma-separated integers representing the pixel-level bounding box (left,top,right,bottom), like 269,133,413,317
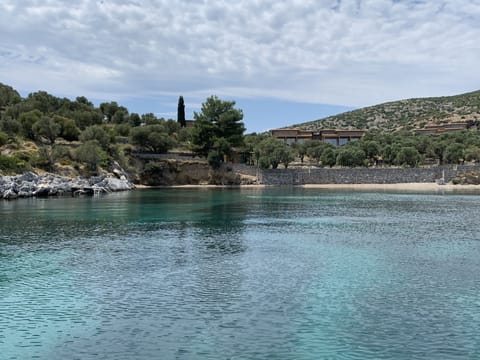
0,154,26,173
395,147,421,167
129,125,173,153
0,131,8,146
74,140,108,172
336,147,366,167
207,150,223,169
54,115,80,141
79,125,111,150
444,143,465,164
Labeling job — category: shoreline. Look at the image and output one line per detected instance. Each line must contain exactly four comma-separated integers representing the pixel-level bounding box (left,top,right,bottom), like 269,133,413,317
135,182,480,192
301,183,480,191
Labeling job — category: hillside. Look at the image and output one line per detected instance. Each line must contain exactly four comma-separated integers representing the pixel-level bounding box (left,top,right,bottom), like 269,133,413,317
294,90,480,132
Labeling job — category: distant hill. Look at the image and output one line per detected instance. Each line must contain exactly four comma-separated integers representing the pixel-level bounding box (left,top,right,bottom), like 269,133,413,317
292,90,480,132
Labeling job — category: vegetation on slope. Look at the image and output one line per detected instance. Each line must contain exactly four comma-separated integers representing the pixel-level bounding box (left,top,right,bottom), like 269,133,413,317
295,90,480,131
0,82,246,178
3,81,480,181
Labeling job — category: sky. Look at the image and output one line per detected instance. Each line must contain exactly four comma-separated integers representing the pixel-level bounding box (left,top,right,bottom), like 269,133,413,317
1,0,480,133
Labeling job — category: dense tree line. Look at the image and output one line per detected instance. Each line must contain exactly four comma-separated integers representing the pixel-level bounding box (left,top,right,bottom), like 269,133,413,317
0,83,181,174
244,128,480,169
0,83,247,175
2,81,480,176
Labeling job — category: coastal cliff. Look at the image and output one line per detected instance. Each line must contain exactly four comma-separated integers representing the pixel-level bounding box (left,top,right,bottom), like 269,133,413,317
0,172,134,200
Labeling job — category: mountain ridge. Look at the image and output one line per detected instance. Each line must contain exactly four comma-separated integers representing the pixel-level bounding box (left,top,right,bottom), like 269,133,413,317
291,90,480,132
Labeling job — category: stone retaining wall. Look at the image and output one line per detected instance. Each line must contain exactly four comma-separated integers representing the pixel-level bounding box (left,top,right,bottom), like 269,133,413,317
258,165,480,185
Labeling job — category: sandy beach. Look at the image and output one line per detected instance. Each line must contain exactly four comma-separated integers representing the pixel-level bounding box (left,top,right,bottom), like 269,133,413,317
136,182,480,192
301,183,480,192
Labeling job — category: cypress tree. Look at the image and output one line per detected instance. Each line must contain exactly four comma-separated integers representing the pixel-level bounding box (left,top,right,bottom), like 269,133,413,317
177,96,186,127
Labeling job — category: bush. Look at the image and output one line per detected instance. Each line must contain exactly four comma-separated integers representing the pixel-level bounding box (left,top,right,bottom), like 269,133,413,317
79,125,111,150
114,123,132,137
207,150,223,169
0,131,8,146
0,154,26,173
32,116,61,144
75,140,108,172
130,125,173,153
395,147,422,167
336,147,366,167
320,147,336,167
54,115,80,141
444,143,464,164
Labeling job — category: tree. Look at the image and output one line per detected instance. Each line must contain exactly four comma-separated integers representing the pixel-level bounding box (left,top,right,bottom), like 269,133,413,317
141,113,158,125
111,107,129,124
75,140,108,173
164,119,181,136
0,83,21,108
129,125,173,153
464,146,480,162
364,140,380,162
0,116,20,140
130,113,141,127
395,146,421,167
255,137,293,169
99,101,119,122
70,109,103,130
306,141,335,164
53,115,80,141
75,96,93,107
190,96,245,162
19,110,42,140
24,91,61,114
79,125,111,150
433,140,448,165
336,147,366,167
177,96,186,127
291,141,307,163
383,143,401,165
190,118,216,156
320,147,336,167
36,145,61,171
32,116,61,144
277,145,295,168
444,143,464,164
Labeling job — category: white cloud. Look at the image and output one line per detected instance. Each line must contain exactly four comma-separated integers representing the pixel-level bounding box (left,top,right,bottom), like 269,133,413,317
1,0,479,109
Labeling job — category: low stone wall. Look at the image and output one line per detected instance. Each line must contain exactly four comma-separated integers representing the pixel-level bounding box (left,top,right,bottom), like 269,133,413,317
231,163,259,177
259,165,480,185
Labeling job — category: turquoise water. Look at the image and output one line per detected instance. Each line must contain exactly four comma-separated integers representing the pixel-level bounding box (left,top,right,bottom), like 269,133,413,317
1,188,479,359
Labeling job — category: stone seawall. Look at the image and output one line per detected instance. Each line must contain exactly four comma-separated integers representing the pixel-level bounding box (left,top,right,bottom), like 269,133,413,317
259,165,480,185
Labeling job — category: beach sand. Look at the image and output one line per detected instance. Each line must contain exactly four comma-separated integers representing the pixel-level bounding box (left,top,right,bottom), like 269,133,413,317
136,182,480,192
301,183,480,192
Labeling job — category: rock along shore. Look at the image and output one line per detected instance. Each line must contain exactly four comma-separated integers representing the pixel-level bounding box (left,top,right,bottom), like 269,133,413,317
0,172,135,200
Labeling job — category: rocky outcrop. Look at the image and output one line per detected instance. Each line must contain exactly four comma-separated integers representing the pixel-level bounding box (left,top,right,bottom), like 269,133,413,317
451,170,480,185
137,160,247,186
0,172,135,200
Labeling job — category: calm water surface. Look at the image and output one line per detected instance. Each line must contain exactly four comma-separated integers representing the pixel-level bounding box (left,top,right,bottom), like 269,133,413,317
1,188,479,359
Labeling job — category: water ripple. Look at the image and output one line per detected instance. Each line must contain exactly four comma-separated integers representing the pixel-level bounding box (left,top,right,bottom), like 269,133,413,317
1,189,480,359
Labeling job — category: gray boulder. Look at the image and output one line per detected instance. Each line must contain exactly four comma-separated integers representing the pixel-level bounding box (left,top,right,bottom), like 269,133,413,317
17,172,39,183
3,188,18,200
34,187,51,197
104,177,135,192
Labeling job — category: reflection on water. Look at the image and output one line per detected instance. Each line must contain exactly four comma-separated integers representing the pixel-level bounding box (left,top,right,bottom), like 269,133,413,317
1,188,480,359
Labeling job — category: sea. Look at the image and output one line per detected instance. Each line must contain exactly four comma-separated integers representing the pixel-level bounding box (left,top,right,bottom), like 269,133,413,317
1,188,479,359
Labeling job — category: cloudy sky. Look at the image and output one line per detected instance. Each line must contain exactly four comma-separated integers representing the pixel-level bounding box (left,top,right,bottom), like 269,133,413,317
1,0,479,132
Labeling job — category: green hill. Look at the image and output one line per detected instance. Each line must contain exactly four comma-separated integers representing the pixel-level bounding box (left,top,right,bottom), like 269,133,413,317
293,90,480,132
